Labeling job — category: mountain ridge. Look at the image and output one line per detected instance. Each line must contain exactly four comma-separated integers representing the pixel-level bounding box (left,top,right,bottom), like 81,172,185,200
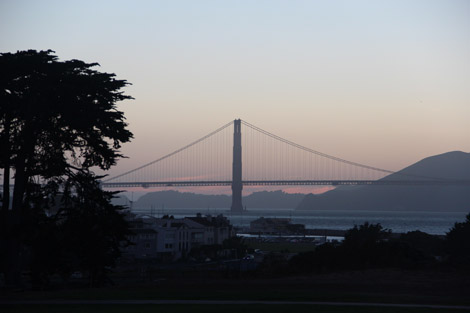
296,151,470,211
129,189,305,209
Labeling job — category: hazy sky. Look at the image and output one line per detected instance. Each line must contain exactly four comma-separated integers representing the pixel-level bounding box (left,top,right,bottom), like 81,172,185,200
1,0,469,192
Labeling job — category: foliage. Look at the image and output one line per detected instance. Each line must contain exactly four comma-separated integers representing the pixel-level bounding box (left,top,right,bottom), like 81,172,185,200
222,236,248,258
340,222,391,269
0,50,133,287
56,172,131,286
399,231,443,255
289,222,444,274
23,177,132,289
0,49,132,216
445,213,470,267
342,222,391,249
0,50,132,176
189,244,223,261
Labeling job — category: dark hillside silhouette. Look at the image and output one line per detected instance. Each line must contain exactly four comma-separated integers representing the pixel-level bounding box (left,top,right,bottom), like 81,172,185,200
297,151,470,211
133,190,304,209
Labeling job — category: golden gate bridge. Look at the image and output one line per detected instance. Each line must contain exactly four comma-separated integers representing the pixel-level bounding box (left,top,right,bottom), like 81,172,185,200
102,119,470,211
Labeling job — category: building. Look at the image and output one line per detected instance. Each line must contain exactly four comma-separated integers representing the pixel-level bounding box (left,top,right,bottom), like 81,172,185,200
185,213,233,245
123,213,233,261
125,228,158,259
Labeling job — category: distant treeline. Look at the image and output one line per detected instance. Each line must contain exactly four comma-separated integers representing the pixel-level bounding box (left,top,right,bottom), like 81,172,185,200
264,215,470,275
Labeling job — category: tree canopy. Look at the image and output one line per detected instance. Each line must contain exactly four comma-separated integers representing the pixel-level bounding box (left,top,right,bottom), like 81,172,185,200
0,49,132,185
1,49,133,211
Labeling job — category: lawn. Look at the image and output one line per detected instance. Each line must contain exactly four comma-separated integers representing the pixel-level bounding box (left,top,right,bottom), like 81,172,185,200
0,304,467,313
1,269,469,311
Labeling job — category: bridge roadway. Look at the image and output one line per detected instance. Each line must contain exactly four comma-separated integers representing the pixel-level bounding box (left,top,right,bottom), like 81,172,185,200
101,180,470,188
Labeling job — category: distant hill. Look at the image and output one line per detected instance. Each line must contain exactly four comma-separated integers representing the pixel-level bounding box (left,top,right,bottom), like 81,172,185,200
244,190,305,209
135,190,230,209
133,190,304,209
296,151,470,212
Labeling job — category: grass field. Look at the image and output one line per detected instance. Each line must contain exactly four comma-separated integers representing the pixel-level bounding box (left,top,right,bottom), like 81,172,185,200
0,304,469,313
1,269,469,312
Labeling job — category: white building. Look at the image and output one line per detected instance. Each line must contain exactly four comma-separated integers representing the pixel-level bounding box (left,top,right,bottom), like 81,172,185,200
123,214,232,261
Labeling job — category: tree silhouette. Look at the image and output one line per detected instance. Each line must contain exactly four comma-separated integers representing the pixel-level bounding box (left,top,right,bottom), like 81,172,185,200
342,222,391,269
0,50,133,286
343,222,391,249
445,213,470,267
58,172,131,286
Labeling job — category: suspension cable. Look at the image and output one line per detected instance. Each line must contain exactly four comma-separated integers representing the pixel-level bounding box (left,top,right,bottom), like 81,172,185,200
240,120,395,174
104,120,234,182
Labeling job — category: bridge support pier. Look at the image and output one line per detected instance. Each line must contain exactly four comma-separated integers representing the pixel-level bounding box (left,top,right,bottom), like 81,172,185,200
231,119,244,212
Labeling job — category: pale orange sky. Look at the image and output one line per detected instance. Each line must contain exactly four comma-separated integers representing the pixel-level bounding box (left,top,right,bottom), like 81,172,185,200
1,0,469,195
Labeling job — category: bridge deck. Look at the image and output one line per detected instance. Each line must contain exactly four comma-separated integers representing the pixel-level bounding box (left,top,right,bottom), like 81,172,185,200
101,180,470,188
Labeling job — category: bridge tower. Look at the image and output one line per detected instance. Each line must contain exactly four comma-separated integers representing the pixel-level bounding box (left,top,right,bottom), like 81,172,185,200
231,119,244,212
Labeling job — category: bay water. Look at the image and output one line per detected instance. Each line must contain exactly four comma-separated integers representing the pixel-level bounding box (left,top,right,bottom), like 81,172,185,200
133,208,468,235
